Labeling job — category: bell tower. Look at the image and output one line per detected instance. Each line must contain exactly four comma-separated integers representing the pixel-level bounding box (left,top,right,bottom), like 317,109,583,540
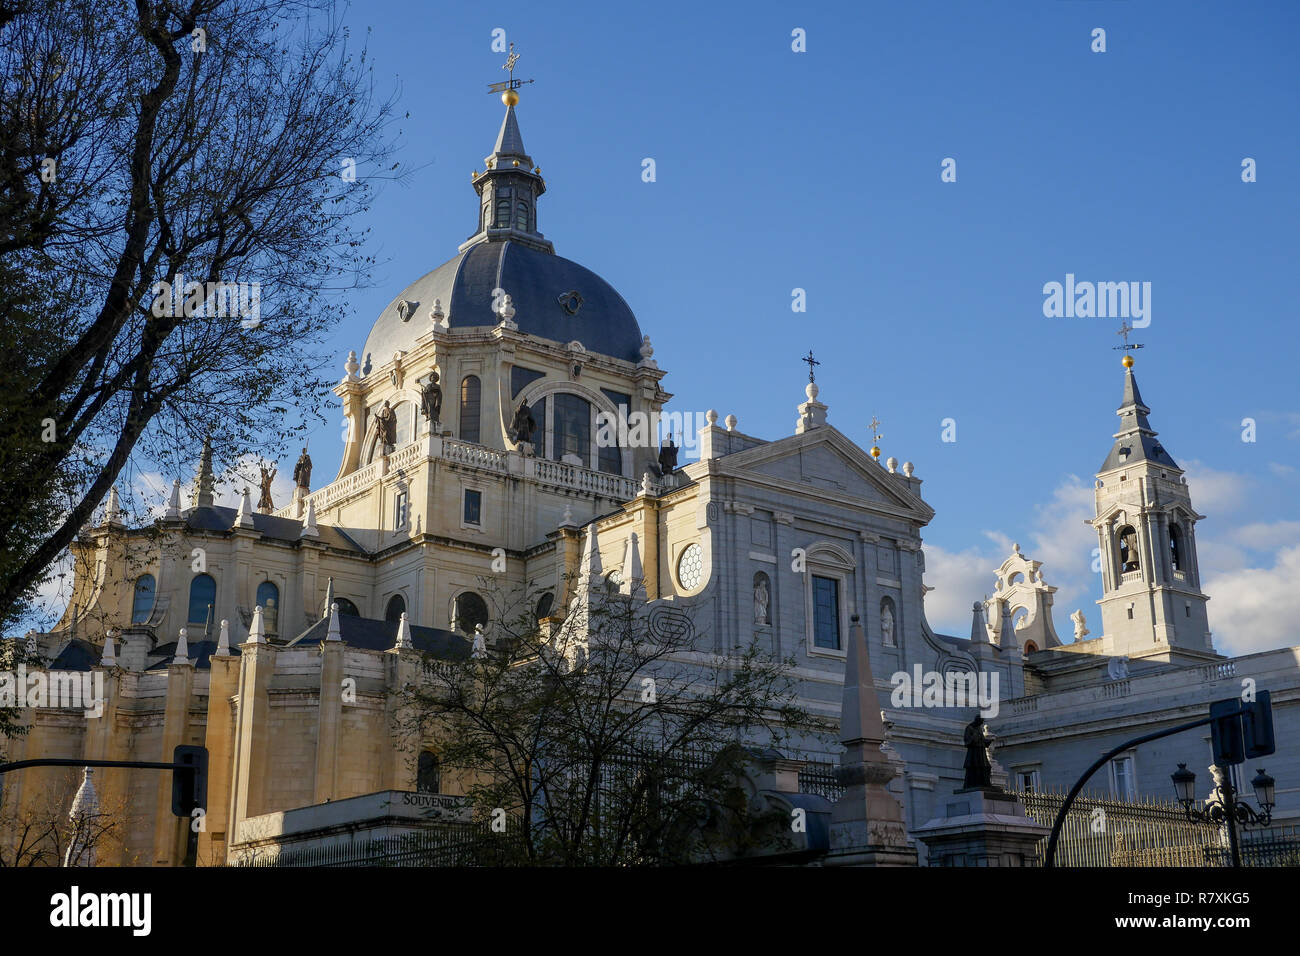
1088,332,1215,659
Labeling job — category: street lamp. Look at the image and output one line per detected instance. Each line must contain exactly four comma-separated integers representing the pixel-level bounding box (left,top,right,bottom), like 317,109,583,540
1170,763,1275,867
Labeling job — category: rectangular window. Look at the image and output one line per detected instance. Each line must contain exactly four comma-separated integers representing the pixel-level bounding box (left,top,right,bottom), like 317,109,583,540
1017,769,1040,792
812,575,840,649
464,489,482,526
553,393,591,465
394,490,408,529
1111,755,1136,799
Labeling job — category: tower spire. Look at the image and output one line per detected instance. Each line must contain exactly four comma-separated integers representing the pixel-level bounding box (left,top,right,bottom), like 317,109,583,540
461,45,552,254
192,434,215,508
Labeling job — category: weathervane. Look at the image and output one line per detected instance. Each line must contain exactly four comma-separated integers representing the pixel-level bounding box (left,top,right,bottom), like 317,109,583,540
1113,319,1144,368
488,42,534,104
801,349,820,384
868,415,883,460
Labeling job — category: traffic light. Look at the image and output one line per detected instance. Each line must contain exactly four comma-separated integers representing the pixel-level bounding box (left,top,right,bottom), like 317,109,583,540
171,745,208,818
1209,698,1245,766
1243,690,1276,759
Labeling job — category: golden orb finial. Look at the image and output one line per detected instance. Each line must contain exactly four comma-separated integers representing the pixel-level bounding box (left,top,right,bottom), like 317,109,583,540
502,88,519,107
1122,354,1134,368
871,446,881,459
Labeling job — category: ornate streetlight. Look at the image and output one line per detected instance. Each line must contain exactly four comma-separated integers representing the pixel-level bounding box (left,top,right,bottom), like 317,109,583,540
1171,763,1275,866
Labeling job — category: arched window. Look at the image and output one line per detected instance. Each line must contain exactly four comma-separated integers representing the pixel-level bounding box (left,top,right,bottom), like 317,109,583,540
188,574,216,625
365,401,415,463
334,597,361,616
417,751,441,793
494,191,512,228
256,580,279,636
459,375,481,444
1117,525,1140,572
385,593,406,623
753,572,771,625
553,393,591,466
131,574,156,624
514,199,530,231
1024,641,1038,655
454,591,489,634
1169,524,1184,572
535,592,554,621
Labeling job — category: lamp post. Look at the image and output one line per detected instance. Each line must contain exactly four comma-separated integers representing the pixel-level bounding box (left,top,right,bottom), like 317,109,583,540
1171,763,1275,867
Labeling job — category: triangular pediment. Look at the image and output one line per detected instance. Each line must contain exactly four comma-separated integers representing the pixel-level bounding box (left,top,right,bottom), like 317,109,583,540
716,426,934,522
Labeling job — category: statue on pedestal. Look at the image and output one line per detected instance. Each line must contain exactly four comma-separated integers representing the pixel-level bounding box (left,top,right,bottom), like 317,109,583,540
293,447,312,491
421,371,443,428
658,431,679,476
962,715,995,789
256,464,276,512
376,400,397,452
510,399,536,448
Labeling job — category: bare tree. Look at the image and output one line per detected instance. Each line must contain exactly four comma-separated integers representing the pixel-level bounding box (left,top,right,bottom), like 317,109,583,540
401,577,815,866
0,0,405,627
0,769,137,866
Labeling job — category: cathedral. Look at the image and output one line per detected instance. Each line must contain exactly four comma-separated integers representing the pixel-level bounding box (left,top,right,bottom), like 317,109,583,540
6,92,1298,867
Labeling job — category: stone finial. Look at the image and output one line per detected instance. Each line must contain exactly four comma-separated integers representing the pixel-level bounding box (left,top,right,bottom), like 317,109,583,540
325,602,342,642
248,605,266,644
174,627,190,665
394,611,413,650
344,349,360,381
795,382,828,434
970,601,989,643
706,409,719,426
902,461,914,478
216,619,231,655
641,472,653,496
103,486,124,526
560,502,575,527
164,478,182,520
321,577,335,619
69,767,99,818
100,630,117,666
192,435,215,508
430,298,446,327
621,532,646,600
471,624,487,659
886,457,898,474
725,414,737,431
235,487,256,528
300,497,319,538
638,334,657,368
578,523,603,584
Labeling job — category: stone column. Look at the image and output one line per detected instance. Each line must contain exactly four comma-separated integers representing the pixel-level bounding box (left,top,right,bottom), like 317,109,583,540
200,623,240,866
152,643,195,866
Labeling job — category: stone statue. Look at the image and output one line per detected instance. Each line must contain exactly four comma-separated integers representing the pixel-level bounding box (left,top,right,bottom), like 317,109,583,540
881,602,895,646
376,400,397,450
471,623,486,659
292,448,312,490
510,399,536,446
658,432,679,475
754,576,769,625
257,464,276,512
962,715,995,789
1071,609,1090,641
421,371,442,425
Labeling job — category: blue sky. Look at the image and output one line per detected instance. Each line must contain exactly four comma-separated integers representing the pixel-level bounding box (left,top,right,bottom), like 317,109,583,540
59,1,1300,653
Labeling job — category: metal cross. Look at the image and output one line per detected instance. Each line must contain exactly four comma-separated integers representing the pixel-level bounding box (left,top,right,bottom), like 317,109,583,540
488,42,535,95
869,416,883,447
801,350,820,383
1113,319,1144,355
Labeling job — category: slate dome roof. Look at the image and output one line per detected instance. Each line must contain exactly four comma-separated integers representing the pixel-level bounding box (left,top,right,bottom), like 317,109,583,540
361,239,644,372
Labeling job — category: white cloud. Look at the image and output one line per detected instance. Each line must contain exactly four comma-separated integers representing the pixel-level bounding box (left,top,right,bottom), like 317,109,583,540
1180,461,1252,515
1203,545,1300,656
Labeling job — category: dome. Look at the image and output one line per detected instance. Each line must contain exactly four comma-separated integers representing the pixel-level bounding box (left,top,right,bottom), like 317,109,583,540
361,240,644,373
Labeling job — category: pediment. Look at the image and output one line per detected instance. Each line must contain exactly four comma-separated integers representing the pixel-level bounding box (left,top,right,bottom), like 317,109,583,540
719,427,933,521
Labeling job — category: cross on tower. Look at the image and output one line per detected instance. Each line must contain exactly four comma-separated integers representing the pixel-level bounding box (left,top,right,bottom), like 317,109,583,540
487,42,535,96
801,350,820,383
1113,320,1144,365
869,415,883,448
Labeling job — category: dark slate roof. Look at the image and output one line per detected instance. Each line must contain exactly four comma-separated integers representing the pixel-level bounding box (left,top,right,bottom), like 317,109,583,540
146,640,237,671
493,104,528,160
287,614,471,661
1099,369,1180,473
183,505,367,553
362,239,644,369
50,638,101,671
